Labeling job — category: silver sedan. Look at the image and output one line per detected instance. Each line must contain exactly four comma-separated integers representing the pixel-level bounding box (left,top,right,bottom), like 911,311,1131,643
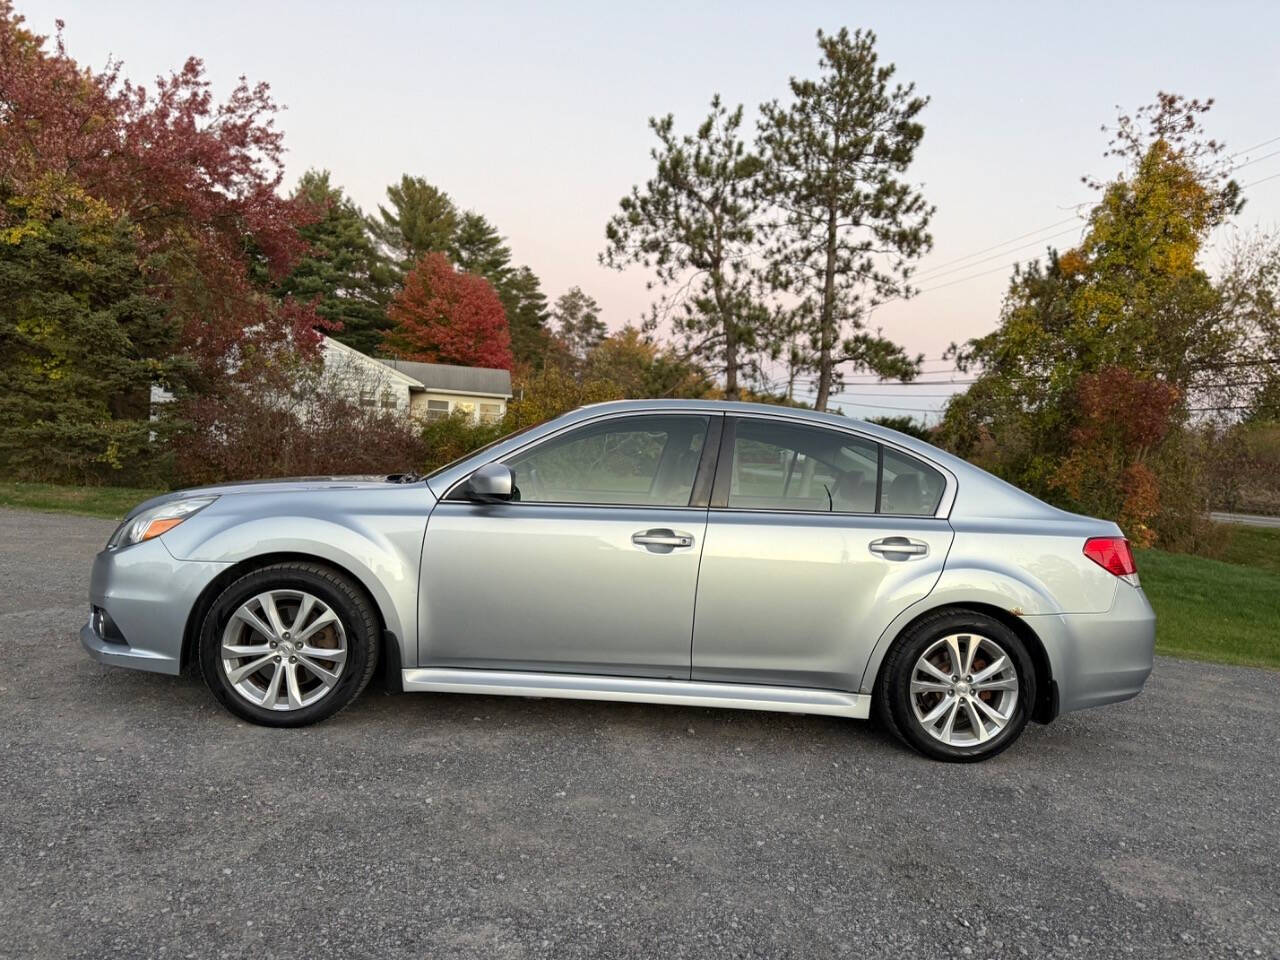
81,400,1155,761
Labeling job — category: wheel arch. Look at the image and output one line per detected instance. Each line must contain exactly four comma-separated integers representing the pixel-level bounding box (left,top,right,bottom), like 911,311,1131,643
180,552,404,691
864,601,1058,725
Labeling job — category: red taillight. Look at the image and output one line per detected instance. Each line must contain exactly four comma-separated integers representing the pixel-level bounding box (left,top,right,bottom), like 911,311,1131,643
1083,537,1137,578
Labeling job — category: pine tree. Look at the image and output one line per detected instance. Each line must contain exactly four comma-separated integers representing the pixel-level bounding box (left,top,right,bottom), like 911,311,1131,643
369,175,458,274
0,192,179,481
602,96,771,399
553,287,607,359
450,211,513,286
757,28,933,410
278,170,394,355
502,265,554,369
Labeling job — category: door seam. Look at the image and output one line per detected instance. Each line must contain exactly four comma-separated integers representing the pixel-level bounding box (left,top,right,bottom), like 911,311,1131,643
685,506,711,681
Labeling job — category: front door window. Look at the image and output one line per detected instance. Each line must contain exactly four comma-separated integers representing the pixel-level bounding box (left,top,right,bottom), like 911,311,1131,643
504,415,710,506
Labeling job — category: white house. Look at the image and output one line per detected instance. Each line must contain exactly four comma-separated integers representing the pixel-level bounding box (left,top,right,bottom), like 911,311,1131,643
321,337,513,424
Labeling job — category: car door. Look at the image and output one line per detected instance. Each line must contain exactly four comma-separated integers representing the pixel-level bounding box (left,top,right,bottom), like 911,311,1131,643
691,415,954,691
418,413,718,679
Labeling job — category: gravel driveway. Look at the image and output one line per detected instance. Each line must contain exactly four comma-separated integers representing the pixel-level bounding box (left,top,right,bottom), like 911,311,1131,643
1,507,1277,959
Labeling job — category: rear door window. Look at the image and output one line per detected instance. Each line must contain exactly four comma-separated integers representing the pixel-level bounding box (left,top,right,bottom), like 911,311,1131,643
724,419,878,513
719,418,945,515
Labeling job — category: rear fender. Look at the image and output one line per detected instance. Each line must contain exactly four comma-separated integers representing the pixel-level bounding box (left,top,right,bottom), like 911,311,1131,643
856,567,1068,694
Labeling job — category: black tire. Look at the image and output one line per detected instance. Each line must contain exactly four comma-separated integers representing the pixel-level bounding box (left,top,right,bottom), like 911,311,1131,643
875,609,1035,763
198,562,380,727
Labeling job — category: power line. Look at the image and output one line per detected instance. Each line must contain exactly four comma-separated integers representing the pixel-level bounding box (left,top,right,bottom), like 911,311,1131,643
910,225,1086,284
798,361,1280,393
826,399,947,413
911,216,1082,279
1230,148,1280,172
913,261,1020,294
1241,170,1280,190
1228,134,1280,159
889,134,1280,298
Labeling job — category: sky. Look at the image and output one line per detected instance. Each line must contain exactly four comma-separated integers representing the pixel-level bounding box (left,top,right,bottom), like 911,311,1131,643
29,0,1280,420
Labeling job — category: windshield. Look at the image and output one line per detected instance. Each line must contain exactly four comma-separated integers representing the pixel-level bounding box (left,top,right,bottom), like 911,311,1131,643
425,421,547,479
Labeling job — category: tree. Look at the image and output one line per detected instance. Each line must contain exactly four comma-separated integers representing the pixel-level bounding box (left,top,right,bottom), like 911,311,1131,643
867,415,931,441
584,326,711,398
502,366,625,431
1052,367,1182,547
501,265,555,369
602,96,770,399
553,287,607,359
370,184,555,367
0,5,322,381
938,94,1248,546
382,253,513,369
451,211,513,284
0,190,178,482
369,175,458,274
757,28,932,411
278,170,394,355
0,1,323,466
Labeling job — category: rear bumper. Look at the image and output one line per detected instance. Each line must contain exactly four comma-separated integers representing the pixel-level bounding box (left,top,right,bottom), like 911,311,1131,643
1026,581,1156,714
81,537,230,676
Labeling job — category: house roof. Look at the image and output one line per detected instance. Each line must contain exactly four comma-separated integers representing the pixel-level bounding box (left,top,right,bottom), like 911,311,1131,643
373,358,513,398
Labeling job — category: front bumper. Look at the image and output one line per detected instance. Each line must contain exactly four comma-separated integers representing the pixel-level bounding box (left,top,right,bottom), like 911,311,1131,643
1026,580,1157,714
80,536,231,676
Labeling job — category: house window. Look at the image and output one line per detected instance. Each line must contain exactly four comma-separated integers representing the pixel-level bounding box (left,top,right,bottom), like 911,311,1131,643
479,403,502,424
426,399,451,421
455,401,475,418
358,388,378,409
380,394,399,411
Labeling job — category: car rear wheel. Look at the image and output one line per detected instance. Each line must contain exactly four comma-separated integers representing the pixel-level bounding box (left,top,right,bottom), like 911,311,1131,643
198,562,379,727
876,610,1035,762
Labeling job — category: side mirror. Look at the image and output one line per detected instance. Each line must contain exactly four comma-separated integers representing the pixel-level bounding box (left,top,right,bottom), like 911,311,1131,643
463,462,515,503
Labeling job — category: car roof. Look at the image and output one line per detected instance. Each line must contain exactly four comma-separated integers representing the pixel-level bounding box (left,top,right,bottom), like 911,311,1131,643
569,398,934,452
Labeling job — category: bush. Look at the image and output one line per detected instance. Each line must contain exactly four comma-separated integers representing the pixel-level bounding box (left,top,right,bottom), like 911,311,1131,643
421,411,507,471
1208,421,1280,516
169,368,427,487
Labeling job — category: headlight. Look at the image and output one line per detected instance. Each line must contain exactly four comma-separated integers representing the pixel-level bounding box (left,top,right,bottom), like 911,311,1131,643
107,497,218,549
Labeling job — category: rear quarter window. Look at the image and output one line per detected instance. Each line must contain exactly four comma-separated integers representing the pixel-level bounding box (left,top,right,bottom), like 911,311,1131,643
880,447,946,515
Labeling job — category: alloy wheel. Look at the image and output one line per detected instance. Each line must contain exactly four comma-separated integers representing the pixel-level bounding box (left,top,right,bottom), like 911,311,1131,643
908,632,1019,747
220,589,348,711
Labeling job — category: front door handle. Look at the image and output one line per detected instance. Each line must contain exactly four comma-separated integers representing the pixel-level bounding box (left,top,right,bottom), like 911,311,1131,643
869,536,929,560
632,528,694,550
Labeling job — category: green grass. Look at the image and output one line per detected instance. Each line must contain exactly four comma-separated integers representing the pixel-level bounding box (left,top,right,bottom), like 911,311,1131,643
1215,524,1280,576
1137,540,1280,670
0,482,163,519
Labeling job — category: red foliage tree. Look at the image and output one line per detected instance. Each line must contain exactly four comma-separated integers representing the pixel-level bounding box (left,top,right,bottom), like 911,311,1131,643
0,4,324,383
382,253,513,369
1053,366,1182,546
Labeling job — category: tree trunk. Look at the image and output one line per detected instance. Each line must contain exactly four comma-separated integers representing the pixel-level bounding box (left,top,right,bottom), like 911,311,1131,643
713,234,740,401
786,339,798,402
724,321,739,400
814,207,840,411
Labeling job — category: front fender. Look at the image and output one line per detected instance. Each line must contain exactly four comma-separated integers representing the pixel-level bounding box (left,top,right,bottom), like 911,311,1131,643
162,502,430,647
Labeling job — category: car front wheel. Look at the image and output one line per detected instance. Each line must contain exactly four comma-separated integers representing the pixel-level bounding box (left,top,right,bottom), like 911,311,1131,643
198,562,379,727
876,610,1035,762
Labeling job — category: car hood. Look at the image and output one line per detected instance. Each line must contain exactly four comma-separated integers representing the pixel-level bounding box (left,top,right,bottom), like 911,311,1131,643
122,476,428,520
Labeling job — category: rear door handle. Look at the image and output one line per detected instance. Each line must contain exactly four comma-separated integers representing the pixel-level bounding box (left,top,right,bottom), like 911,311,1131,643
869,536,929,560
632,528,694,549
